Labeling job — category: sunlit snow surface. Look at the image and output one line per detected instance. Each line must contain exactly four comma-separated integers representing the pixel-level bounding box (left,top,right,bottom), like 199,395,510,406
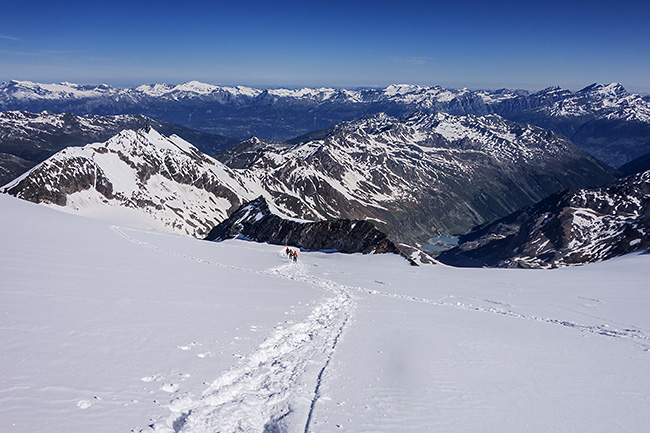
1,194,649,433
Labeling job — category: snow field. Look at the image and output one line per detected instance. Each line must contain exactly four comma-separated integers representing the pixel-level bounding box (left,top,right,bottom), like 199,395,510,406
1,193,650,432
0,195,323,433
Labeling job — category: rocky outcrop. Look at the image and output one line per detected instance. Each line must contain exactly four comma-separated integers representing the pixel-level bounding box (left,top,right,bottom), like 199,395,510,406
0,153,33,187
205,196,419,264
2,113,615,246
437,170,650,268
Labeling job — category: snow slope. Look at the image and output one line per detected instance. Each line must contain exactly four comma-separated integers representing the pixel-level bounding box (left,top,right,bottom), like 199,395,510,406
1,194,649,433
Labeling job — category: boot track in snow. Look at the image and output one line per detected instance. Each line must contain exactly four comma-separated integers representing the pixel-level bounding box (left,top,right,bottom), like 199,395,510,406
111,227,355,433
154,263,354,433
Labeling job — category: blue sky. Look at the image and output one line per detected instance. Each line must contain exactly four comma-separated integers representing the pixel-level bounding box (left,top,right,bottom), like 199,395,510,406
1,0,649,92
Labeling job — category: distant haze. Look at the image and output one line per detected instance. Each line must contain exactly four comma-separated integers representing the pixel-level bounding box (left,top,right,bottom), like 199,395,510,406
1,0,649,93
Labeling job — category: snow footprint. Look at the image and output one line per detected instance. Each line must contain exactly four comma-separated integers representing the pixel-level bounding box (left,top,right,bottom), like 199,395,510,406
77,400,92,409
160,383,180,393
141,374,163,383
177,341,202,351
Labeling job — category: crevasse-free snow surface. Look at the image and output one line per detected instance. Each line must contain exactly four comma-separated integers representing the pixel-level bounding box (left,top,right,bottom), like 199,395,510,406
1,193,650,433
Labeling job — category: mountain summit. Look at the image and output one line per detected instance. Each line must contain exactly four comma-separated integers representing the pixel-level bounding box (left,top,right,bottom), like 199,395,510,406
1,127,254,236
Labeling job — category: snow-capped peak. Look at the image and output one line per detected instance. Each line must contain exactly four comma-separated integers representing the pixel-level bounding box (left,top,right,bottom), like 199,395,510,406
172,81,220,94
578,82,628,97
0,80,116,100
383,84,422,96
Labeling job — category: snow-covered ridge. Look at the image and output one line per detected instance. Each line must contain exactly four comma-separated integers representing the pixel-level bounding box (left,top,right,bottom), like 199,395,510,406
215,112,611,243
4,79,647,125
0,110,148,134
1,80,116,100
2,80,648,167
0,80,350,103
542,82,650,122
1,126,259,237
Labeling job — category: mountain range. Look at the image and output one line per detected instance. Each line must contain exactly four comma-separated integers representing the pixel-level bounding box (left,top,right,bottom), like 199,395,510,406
1,80,649,167
1,112,614,247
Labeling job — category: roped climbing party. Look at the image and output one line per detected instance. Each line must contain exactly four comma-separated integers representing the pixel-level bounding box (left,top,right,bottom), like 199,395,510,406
285,247,298,262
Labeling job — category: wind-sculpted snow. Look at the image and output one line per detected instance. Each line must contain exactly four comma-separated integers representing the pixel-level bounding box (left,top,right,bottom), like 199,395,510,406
361,286,650,352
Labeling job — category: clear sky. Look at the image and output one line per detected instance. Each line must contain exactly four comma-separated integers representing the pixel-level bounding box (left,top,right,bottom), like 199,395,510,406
1,0,649,92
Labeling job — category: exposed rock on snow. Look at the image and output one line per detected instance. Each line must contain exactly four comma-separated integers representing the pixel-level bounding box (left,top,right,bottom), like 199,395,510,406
205,196,420,264
0,110,237,186
215,112,614,244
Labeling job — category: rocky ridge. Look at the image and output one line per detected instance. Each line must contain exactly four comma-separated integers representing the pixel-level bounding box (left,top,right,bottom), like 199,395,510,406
1,127,254,237
215,112,614,244
0,110,237,186
204,196,426,264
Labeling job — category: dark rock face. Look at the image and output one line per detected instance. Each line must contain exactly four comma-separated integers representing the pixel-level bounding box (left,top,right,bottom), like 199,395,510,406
1,127,247,237
205,196,415,263
437,170,650,268
499,83,650,167
0,153,33,187
3,113,615,246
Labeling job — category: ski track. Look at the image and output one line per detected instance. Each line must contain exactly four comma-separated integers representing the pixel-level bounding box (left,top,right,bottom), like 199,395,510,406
112,226,650,433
